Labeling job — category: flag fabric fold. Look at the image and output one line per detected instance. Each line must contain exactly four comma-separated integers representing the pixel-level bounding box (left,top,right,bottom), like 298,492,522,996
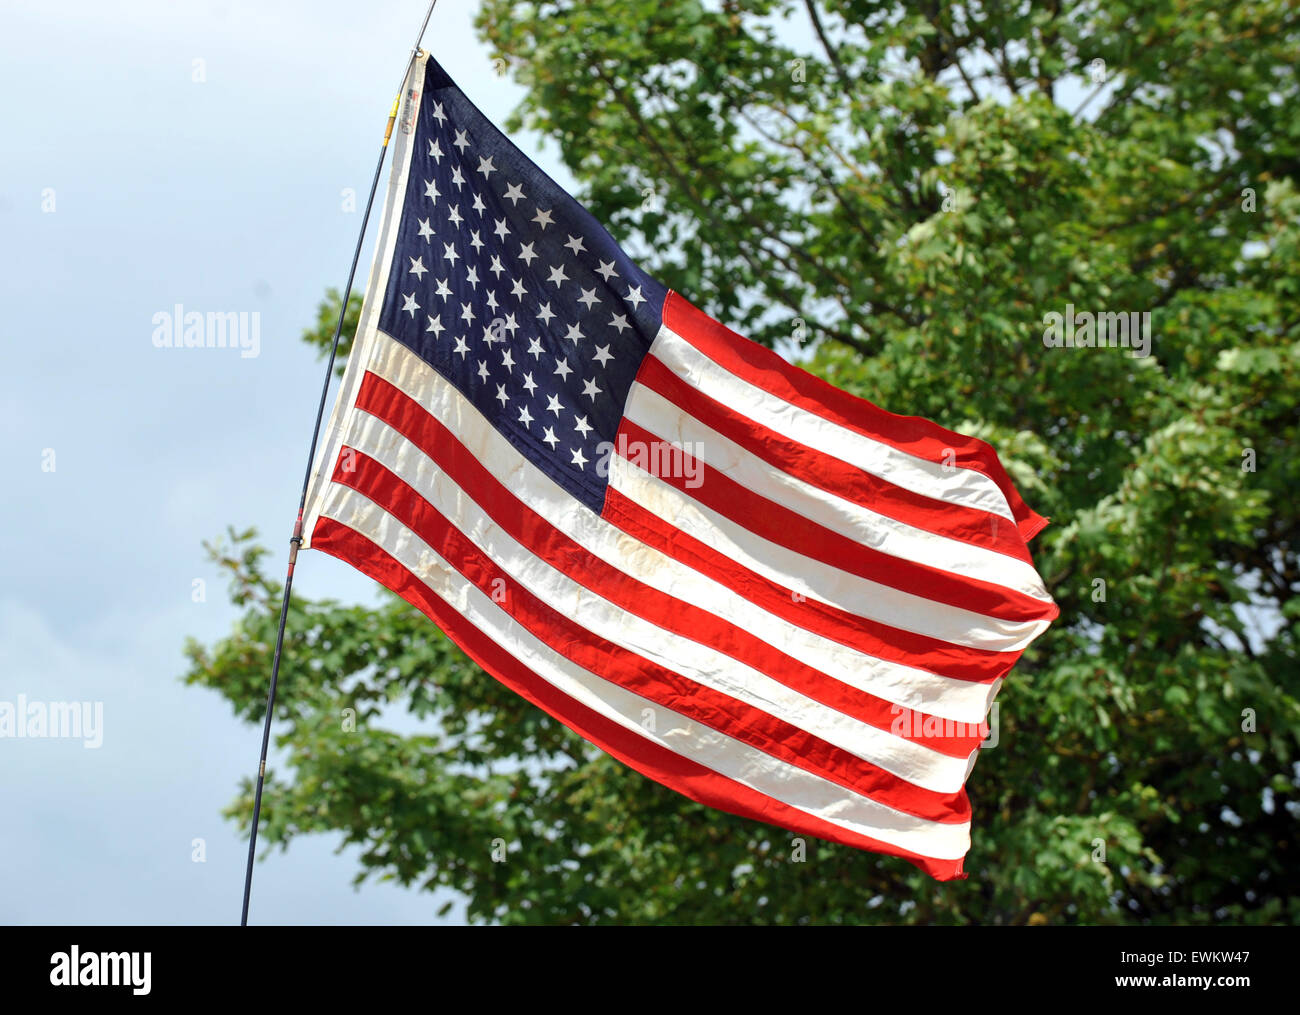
302,51,1058,881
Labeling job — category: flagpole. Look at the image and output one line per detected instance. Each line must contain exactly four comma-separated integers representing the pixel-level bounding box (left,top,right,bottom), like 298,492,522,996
239,0,439,927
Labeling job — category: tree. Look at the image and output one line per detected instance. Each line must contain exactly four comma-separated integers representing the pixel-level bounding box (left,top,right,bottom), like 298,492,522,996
185,0,1300,923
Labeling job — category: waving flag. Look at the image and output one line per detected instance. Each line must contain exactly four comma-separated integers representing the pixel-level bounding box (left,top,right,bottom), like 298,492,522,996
302,51,1058,881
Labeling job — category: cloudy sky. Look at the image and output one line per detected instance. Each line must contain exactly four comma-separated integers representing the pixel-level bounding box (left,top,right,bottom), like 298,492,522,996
0,0,569,924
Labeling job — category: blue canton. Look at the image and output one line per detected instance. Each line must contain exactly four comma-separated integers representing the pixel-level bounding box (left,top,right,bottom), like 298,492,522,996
377,58,667,513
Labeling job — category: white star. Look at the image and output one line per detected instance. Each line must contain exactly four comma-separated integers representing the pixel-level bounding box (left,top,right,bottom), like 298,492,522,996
581,378,602,401
542,426,559,449
554,358,572,380
503,182,525,205
424,178,440,201
417,217,435,241
527,337,545,359
469,230,484,253
401,292,420,318
503,312,519,336
477,155,497,179
426,314,444,337
450,165,465,190
547,264,569,288
453,335,470,358
453,129,471,153
428,138,444,163
471,192,486,214
517,241,538,266
536,302,556,325
518,405,534,427
592,344,614,367
564,323,584,343
532,208,554,229
442,242,459,265
465,266,480,289
408,256,428,280
574,415,593,438
493,217,510,241
564,234,586,256
510,278,528,299
482,323,500,345
522,371,538,395
570,447,588,469
596,260,618,282
477,360,490,383
447,205,463,228
460,302,476,324
489,255,505,278
501,349,515,371
545,394,563,417
577,287,600,310
495,383,509,407
434,277,452,299
485,289,500,312
610,313,630,334
626,285,646,309
430,101,447,126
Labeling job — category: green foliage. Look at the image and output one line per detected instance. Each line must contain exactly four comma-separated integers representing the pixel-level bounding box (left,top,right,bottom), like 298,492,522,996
302,288,364,377
185,1,1300,923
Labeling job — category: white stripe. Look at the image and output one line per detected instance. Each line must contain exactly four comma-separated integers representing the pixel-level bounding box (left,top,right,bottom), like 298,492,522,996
609,454,1051,653
316,485,971,861
653,325,1017,521
337,409,972,794
302,53,427,541
345,333,1006,722
624,378,1053,602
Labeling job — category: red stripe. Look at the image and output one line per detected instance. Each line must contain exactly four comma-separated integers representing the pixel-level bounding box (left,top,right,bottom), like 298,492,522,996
604,484,1021,685
615,415,1056,625
310,517,966,880
327,446,969,824
634,353,1037,564
662,291,1050,543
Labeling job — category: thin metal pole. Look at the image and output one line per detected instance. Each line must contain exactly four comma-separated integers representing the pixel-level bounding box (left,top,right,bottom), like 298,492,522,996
240,0,438,927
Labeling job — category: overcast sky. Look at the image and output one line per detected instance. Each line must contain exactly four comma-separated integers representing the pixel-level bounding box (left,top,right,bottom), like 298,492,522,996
0,0,573,925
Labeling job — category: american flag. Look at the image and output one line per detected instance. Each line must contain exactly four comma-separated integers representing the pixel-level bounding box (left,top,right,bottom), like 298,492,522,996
301,52,1058,881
